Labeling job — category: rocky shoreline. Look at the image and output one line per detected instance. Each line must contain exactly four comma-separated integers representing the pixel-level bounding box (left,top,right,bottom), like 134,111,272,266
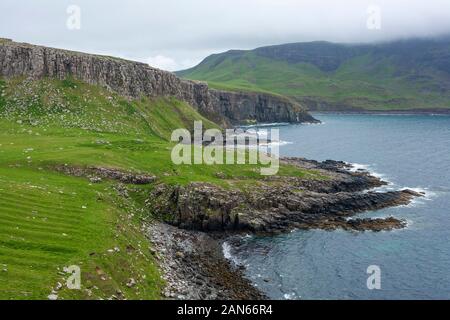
142,158,422,299
147,158,422,234
53,158,423,300
145,221,265,300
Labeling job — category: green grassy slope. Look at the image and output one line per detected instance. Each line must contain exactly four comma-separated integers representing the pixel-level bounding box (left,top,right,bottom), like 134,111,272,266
0,77,323,299
178,39,450,111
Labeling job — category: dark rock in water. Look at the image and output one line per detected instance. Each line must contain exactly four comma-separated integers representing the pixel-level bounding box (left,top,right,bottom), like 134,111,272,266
0,39,317,127
146,157,421,233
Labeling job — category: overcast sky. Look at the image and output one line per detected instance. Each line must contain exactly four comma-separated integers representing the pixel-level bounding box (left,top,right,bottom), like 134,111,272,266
1,0,450,71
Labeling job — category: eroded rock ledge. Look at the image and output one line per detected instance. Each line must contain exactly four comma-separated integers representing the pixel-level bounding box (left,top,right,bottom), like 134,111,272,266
0,39,317,126
53,165,157,185
146,158,422,233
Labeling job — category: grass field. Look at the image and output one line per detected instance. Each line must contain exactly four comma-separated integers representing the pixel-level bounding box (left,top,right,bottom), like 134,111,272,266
0,77,323,299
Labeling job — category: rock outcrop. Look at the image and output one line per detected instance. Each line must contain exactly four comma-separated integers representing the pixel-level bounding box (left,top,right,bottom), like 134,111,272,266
146,158,422,233
0,39,317,126
53,165,157,185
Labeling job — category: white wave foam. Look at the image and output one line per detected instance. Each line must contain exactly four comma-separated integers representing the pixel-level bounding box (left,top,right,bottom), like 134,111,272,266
259,140,293,147
403,187,437,207
404,219,414,228
407,187,435,198
345,162,391,183
222,241,233,260
283,292,298,300
243,129,268,138
222,241,242,266
344,162,442,200
240,122,290,129
346,162,370,172
244,140,293,151
345,163,440,205
302,121,326,125
229,129,292,149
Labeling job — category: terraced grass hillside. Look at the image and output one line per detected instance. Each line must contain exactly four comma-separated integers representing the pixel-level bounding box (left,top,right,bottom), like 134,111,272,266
178,38,450,111
0,77,322,299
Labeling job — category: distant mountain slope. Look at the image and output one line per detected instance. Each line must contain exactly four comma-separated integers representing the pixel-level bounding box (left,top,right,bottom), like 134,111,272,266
178,38,450,111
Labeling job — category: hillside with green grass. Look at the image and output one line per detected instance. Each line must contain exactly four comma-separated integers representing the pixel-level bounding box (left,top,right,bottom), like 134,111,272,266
178,38,450,111
0,77,322,299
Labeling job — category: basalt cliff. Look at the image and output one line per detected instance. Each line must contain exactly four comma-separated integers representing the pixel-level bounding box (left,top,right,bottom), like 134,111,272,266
0,38,317,126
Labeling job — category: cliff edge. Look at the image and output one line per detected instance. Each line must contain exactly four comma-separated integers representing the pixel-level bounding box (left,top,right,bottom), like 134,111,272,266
0,39,317,126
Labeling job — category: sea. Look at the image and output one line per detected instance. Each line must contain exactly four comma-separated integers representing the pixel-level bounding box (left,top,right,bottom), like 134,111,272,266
226,113,450,299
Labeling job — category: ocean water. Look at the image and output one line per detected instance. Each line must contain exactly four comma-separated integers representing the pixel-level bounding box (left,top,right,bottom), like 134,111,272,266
230,114,450,300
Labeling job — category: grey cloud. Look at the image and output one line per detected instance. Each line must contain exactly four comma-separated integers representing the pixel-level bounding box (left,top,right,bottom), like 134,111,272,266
1,0,450,71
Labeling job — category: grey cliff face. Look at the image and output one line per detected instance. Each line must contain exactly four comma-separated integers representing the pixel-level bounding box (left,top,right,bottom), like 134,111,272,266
0,39,317,126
